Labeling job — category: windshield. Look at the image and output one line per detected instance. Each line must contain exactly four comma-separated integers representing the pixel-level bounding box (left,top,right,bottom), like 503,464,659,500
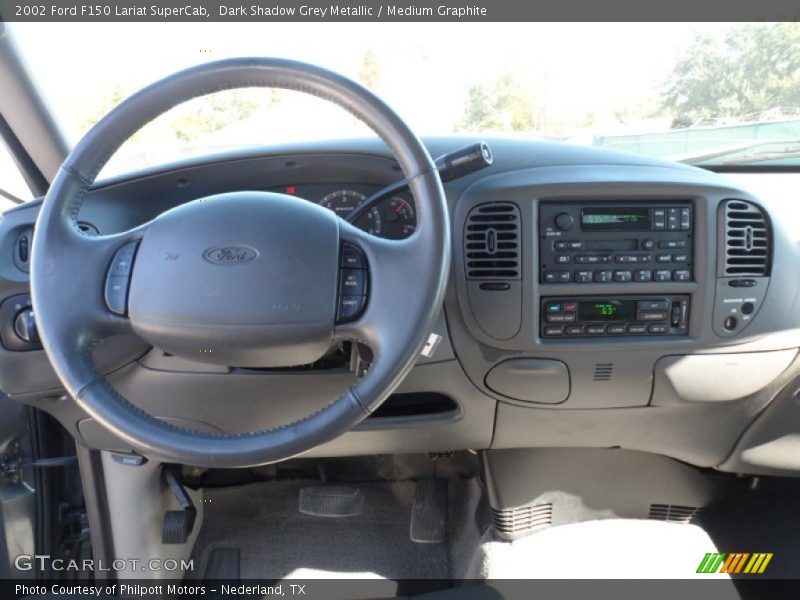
9,22,800,177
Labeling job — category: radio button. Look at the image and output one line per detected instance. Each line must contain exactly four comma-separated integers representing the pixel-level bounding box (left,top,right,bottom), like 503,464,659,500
634,270,653,282
652,208,666,230
554,240,583,250
544,271,558,283
557,270,571,283
673,269,691,282
615,255,636,264
656,254,672,263
667,208,680,231
627,323,648,334
565,325,585,335
555,255,571,264
641,239,655,250
680,208,691,231
613,270,632,282
658,240,686,249
654,270,672,282
574,255,610,264
638,311,668,321
594,270,613,283
574,270,593,283
555,213,574,231
673,254,688,263
586,325,606,335
543,326,565,336
607,324,626,335
648,324,669,334
638,300,669,311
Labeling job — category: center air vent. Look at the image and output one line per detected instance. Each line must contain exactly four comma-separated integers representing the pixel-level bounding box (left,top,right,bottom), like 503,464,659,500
720,200,770,276
464,202,520,280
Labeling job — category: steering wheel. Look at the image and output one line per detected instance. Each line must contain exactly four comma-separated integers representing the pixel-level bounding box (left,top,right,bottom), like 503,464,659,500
30,58,450,468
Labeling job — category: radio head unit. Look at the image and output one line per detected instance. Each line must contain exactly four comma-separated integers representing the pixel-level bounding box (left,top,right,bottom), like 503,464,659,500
539,201,693,284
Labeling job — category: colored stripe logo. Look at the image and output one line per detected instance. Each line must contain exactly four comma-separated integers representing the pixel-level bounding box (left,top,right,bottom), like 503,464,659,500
697,552,773,574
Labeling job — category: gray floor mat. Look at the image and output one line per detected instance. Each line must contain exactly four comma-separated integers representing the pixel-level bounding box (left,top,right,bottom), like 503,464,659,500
192,479,450,579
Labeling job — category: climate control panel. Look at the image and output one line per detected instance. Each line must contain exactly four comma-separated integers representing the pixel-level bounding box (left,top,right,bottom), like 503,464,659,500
539,201,693,284
540,295,690,338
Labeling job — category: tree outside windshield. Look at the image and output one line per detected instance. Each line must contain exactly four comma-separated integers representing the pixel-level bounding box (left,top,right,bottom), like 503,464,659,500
8,22,800,177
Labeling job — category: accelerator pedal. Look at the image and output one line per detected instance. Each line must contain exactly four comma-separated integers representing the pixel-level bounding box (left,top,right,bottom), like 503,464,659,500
410,479,448,543
298,485,364,517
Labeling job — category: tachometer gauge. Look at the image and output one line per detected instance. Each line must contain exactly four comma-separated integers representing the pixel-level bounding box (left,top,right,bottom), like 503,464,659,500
381,196,416,239
319,190,382,236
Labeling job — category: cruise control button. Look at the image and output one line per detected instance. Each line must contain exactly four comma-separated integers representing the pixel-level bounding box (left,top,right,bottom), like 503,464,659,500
543,326,565,336
109,242,138,276
340,244,367,269
648,324,669,334
340,269,367,296
337,295,366,321
105,276,130,315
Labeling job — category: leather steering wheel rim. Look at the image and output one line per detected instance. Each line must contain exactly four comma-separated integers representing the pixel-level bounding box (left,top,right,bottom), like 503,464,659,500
30,58,450,468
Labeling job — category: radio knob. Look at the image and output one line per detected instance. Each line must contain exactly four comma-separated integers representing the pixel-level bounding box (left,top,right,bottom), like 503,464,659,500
554,212,574,231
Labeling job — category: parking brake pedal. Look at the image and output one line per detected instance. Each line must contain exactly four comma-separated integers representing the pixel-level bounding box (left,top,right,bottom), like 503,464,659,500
162,467,197,544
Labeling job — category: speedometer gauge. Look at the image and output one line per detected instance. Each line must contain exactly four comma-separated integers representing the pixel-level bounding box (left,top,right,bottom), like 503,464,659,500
319,190,382,236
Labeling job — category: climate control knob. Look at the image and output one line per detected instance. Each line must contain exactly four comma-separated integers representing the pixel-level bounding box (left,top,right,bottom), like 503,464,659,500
554,212,574,231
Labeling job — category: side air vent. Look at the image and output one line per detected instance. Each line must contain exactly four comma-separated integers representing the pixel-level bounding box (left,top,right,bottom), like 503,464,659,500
465,202,520,280
649,503,701,524
721,200,770,276
491,504,552,538
593,363,614,382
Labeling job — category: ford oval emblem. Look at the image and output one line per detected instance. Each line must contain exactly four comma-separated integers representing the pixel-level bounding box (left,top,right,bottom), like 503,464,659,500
202,245,259,265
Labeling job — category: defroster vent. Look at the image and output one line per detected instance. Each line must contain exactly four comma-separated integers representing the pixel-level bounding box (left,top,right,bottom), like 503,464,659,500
464,202,520,280
721,200,771,276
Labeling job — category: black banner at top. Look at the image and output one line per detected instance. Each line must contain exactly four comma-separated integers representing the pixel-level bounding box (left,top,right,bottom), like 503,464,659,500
1,0,799,22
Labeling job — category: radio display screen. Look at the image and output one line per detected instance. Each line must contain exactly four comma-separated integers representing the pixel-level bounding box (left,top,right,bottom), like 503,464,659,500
581,207,651,231
578,300,637,321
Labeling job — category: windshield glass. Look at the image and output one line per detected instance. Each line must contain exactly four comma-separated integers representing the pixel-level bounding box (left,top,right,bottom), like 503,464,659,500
9,22,800,177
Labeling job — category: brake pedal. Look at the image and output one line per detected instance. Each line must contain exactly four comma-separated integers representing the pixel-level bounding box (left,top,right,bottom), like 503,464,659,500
162,467,197,544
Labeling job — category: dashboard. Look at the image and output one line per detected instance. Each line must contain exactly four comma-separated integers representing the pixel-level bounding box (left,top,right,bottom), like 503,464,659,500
2,137,800,478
